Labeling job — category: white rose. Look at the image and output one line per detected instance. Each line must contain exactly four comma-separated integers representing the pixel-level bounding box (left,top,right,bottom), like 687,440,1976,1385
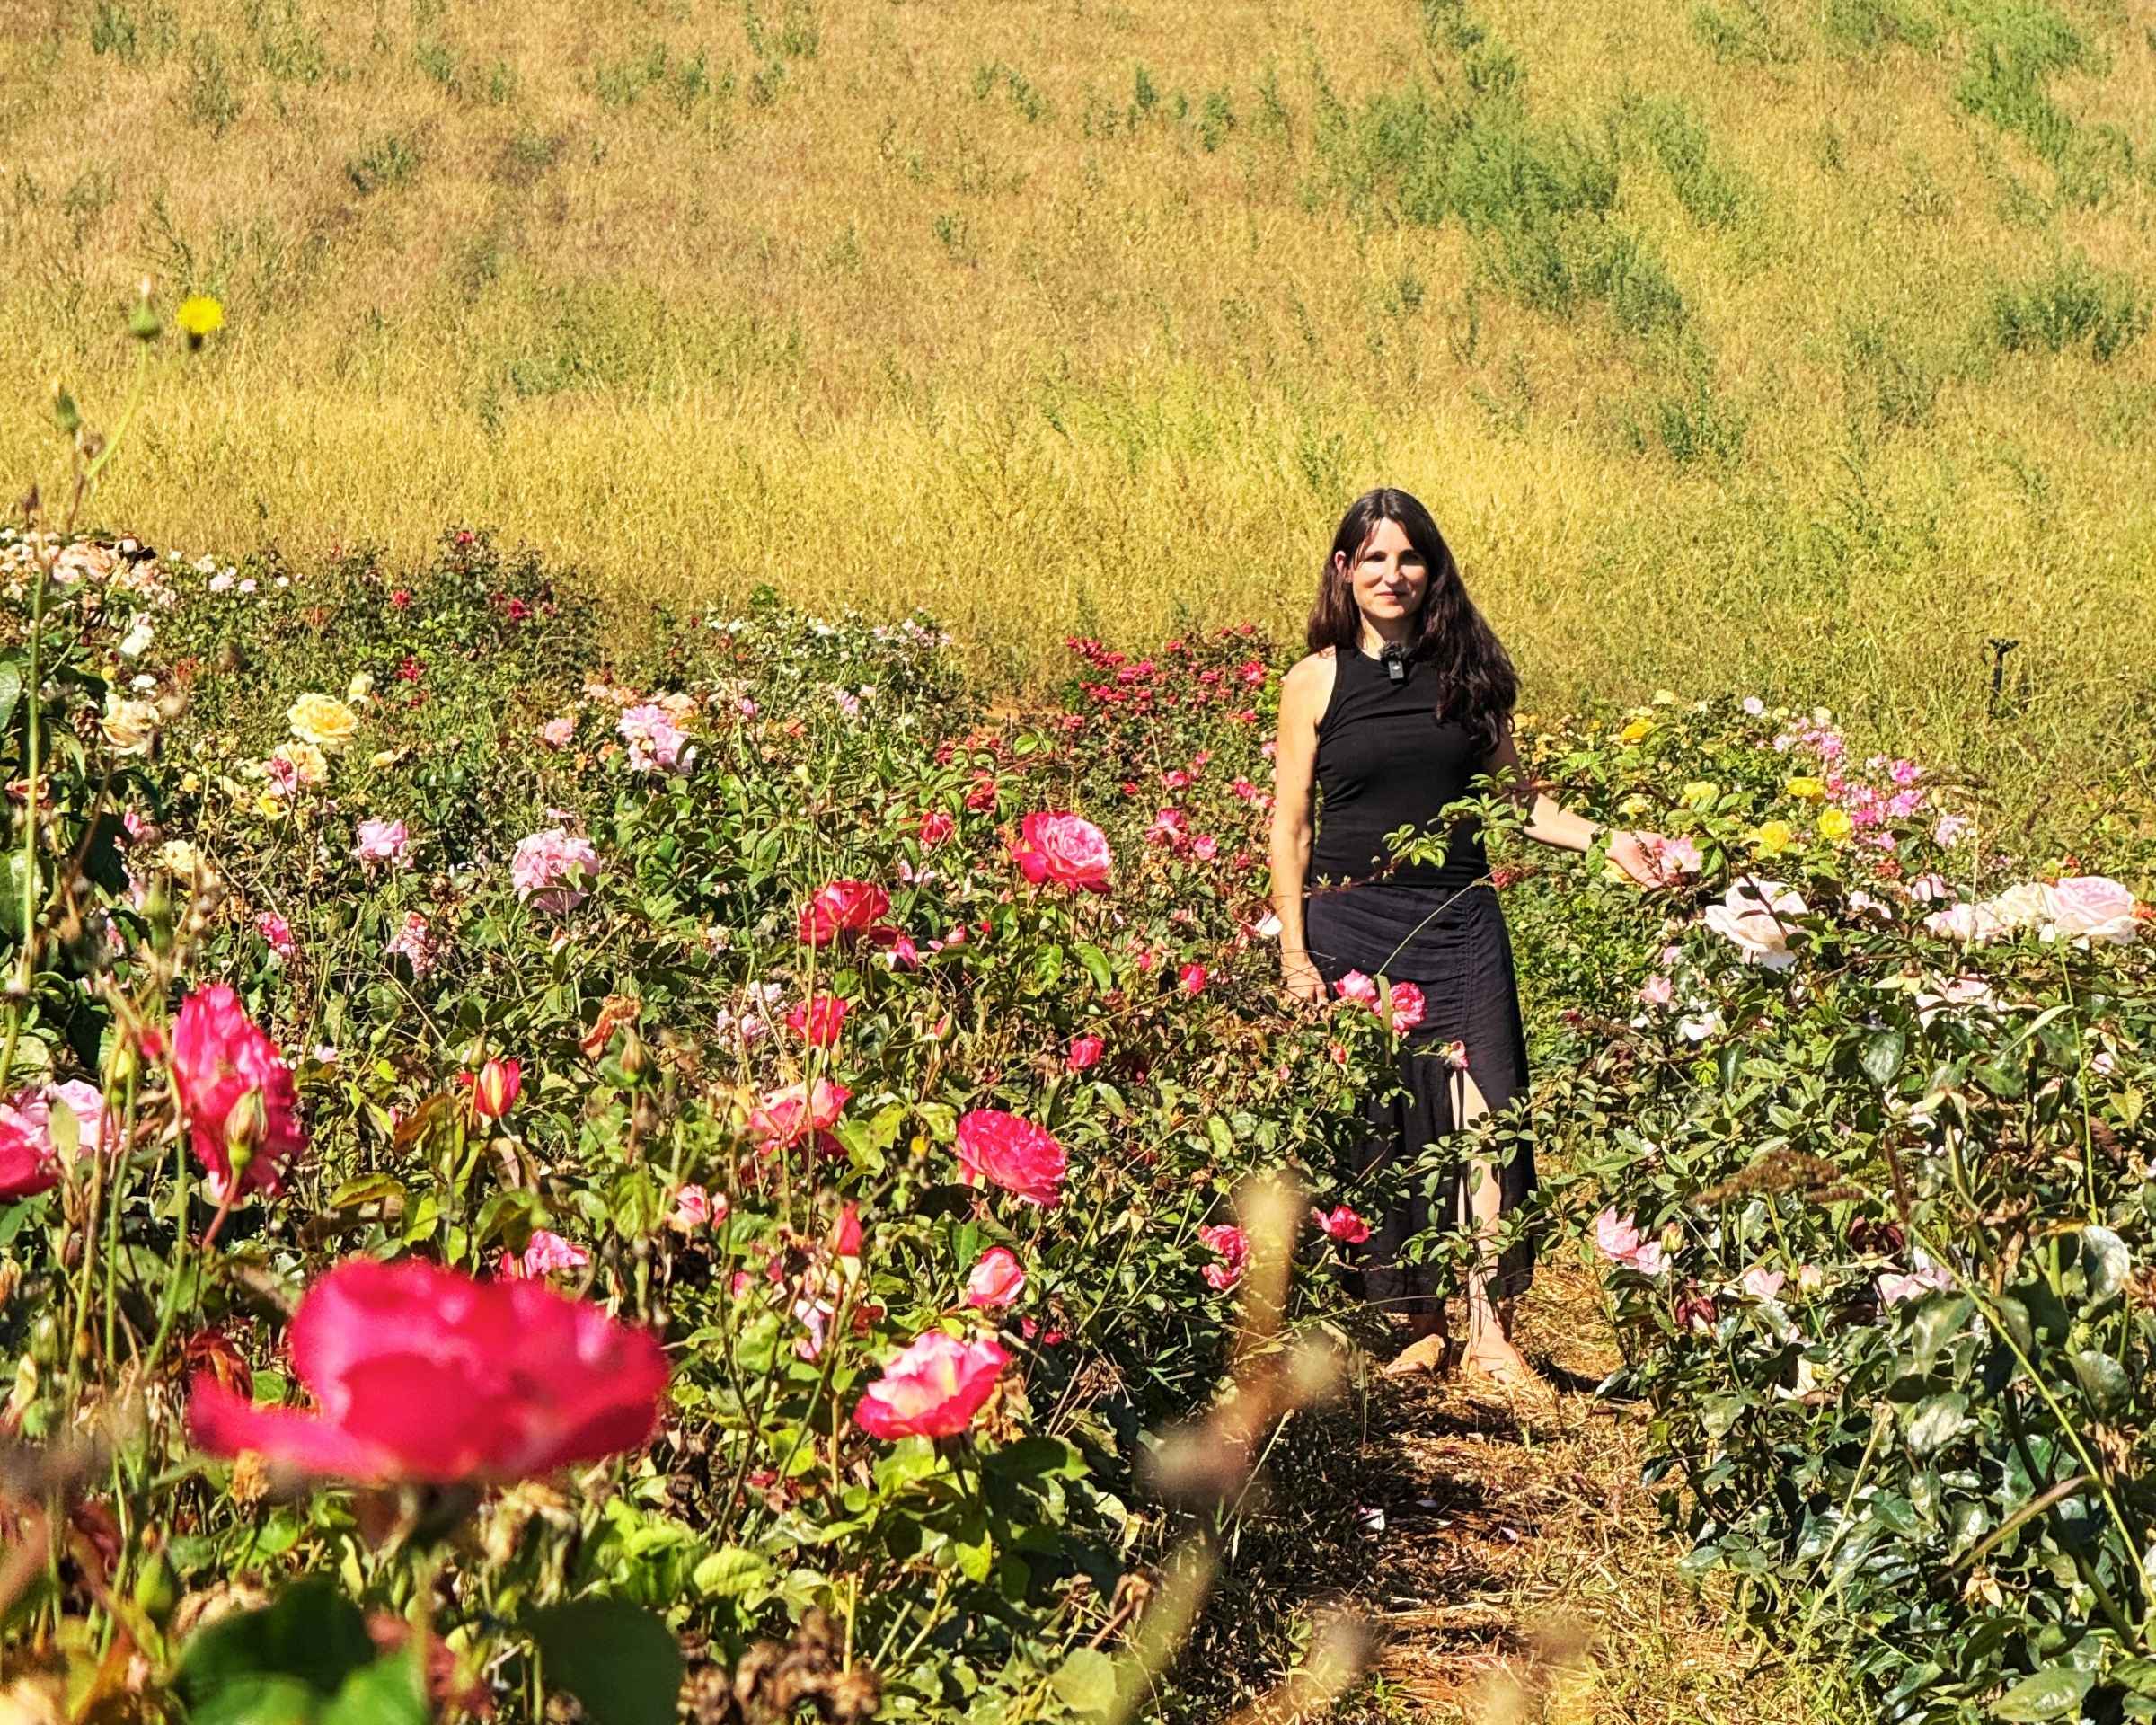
1704,880,1807,970
2046,876,2138,946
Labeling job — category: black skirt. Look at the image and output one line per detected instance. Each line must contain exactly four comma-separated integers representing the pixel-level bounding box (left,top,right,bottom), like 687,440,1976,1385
1303,880,1534,1313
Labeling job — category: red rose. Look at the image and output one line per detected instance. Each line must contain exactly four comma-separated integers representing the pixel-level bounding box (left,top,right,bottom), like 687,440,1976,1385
797,880,890,946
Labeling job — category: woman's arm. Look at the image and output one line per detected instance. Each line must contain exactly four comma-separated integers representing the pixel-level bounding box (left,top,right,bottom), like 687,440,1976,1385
1485,721,1671,886
1268,654,1330,986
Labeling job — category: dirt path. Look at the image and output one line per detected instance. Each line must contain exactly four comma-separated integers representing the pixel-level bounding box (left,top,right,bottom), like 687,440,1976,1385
1329,1261,1832,1723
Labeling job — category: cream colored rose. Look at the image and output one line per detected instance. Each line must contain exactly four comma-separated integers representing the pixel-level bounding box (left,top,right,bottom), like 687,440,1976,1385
272,741,330,787
287,693,358,754
101,694,159,756
347,671,375,705
155,839,211,884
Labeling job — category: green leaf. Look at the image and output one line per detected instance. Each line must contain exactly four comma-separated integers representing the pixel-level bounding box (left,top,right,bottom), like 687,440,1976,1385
320,1650,428,1725
1859,1029,1906,1088
190,1676,321,1725
2071,1349,2129,1415
1905,1392,1967,1458
692,1547,773,1599
2077,1225,2130,1308
1992,1663,2094,1721
176,1579,374,1705
526,1598,683,1725
0,659,23,738
1206,1114,1235,1158
1049,1648,1118,1720
1911,1296,1972,1370
1075,942,1114,993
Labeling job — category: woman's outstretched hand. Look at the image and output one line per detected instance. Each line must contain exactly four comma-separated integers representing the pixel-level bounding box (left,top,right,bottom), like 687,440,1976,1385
1605,829,1680,889
1281,951,1329,1006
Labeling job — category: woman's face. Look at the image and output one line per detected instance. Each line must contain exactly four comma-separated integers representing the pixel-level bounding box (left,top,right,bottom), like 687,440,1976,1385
1336,517,1428,628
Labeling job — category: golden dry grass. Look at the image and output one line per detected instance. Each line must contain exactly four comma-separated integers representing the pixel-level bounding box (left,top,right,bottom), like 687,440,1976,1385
4,0,2154,825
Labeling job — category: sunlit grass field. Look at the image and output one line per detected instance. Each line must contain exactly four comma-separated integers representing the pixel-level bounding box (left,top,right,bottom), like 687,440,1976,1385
4,0,2153,836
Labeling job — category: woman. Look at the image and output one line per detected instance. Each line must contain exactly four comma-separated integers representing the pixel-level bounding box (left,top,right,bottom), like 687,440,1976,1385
1268,489,1672,1386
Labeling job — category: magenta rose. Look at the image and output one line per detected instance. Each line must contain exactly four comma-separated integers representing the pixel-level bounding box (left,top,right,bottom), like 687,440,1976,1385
955,1110,1066,1208
188,1257,668,1484
170,984,305,1200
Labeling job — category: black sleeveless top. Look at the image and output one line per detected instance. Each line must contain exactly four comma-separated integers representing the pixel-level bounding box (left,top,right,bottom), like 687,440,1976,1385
1308,648,1493,889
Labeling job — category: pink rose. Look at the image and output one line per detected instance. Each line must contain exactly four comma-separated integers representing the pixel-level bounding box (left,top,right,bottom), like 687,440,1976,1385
1386,981,1425,1033
668,1184,721,1234
955,1110,1066,1208
1877,1263,1953,1305
1009,812,1112,892
1739,1264,1786,1303
784,993,850,1048
1592,1208,1666,1277
1198,1223,1249,1291
917,810,955,845
1176,962,1207,995
747,1079,852,1154
510,827,599,913
170,985,305,1201
505,1230,589,1279
255,911,296,961
540,717,576,748
1065,1033,1104,1072
352,818,410,867
965,1246,1027,1309
1638,973,1674,1009
1312,1205,1371,1244
2047,875,2138,945
1335,970,1377,1006
853,1331,1010,1439
188,1257,667,1483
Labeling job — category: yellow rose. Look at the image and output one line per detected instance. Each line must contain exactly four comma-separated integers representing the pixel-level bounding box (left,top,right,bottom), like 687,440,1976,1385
1817,808,1854,844
1682,780,1719,809
101,694,159,756
369,748,403,769
1618,717,1655,745
1749,819,1798,857
254,792,288,820
1619,793,1652,818
1785,775,1827,802
273,741,330,787
347,671,375,705
287,693,358,755
179,771,200,793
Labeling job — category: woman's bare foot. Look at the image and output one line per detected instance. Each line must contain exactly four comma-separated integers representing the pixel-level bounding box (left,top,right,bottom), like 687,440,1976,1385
1462,1336,1549,1395
1381,1331,1451,1378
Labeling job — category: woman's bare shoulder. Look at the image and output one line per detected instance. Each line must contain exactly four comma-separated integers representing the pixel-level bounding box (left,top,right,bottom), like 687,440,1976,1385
1277,650,1337,720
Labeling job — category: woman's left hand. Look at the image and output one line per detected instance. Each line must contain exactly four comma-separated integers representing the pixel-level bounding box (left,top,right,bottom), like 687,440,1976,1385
1604,829,1675,889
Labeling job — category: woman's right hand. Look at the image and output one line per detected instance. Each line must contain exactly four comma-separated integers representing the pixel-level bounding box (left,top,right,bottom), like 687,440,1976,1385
1281,952,1328,1006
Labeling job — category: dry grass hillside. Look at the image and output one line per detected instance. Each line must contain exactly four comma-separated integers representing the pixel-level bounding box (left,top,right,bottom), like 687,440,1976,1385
4,0,2154,829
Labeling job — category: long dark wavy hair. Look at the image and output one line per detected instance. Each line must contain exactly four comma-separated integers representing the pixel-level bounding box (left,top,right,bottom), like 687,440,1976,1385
1304,487,1518,752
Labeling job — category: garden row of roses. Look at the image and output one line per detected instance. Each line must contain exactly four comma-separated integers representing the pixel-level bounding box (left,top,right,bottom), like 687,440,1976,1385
1494,694,2154,1721
0,526,1401,1719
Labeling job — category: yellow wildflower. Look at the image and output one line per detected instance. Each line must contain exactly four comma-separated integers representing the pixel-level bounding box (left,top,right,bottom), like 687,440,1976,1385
1750,819,1798,857
1818,808,1854,844
1617,717,1655,745
1785,775,1827,802
1681,780,1719,809
286,693,358,755
175,296,225,348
